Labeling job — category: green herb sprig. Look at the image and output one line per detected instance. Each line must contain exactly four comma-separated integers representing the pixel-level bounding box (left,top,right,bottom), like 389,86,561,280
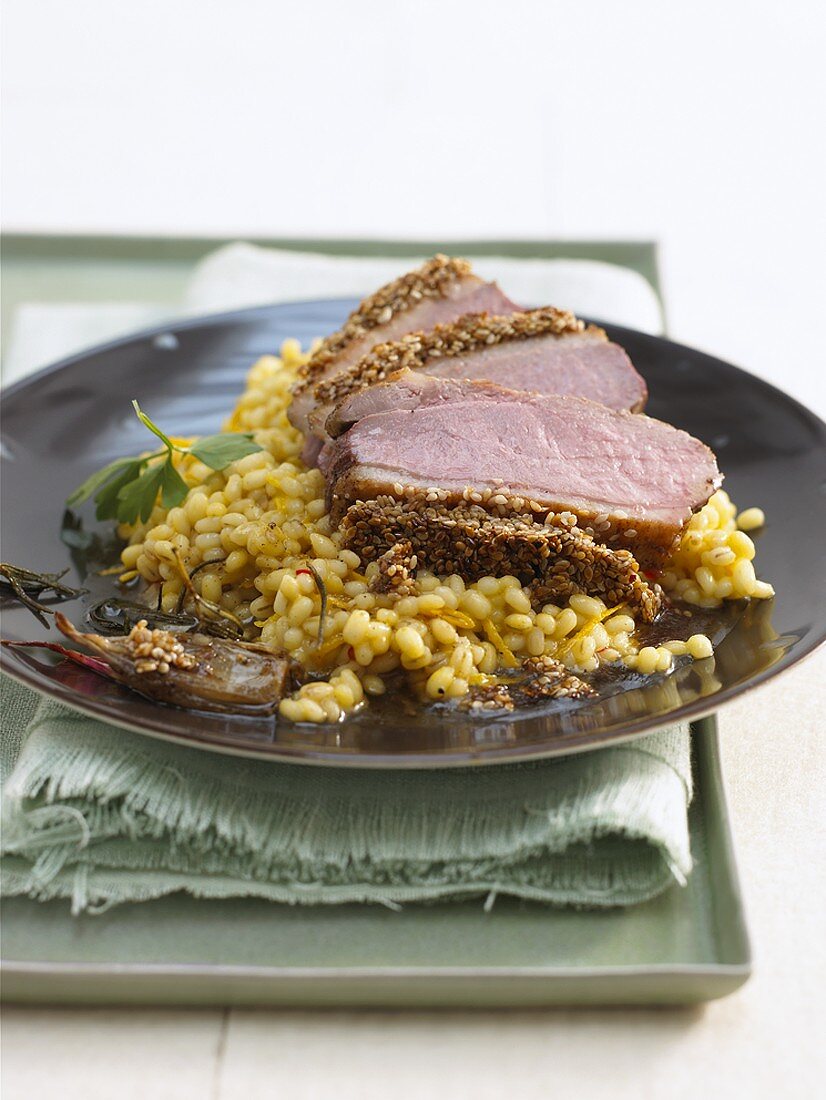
67,401,262,525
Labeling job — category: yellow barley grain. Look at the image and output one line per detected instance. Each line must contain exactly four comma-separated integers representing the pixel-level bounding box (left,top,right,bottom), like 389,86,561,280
714,578,734,599
366,621,392,654
288,595,314,627
417,593,445,614
702,546,736,567
296,572,316,596
430,618,459,646
333,681,357,710
310,532,338,559
395,625,426,660
655,648,673,672
636,646,659,674
569,594,604,619
504,613,533,632
401,647,432,671
732,558,757,596
553,609,578,638
576,636,597,661
504,588,532,614
371,646,404,673
450,643,475,680
736,507,765,531
459,590,493,621
478,642,498,674
727,531,756,560
696,566,716,596
535,612,556,634
343,610,371,646
200,573,223,605
319,697,341,722
283,627,305,651
278,699,306,722
279,574,300,600
591,624,610,650
687,634,714,659
475,577,500,596
224,549,248,574
504,632,526,653
291,698,326,723
426,666,455,698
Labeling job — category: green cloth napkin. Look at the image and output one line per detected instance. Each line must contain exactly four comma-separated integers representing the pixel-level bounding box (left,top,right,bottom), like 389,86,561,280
1,674,693,914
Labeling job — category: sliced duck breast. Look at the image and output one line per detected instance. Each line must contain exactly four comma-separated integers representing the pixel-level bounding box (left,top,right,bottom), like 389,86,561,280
325,375,721,566
317,309,645,439
289,254,519,440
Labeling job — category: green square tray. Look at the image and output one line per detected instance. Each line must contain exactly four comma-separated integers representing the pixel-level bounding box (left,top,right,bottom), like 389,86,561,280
0,236,748,1005
0,718,751,1007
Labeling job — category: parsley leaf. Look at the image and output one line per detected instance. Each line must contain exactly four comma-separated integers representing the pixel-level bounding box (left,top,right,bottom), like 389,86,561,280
94,460,146,521
160,460,189,509
67,456,151,508
189,433,261,470
66,401,263,527
116,462,165,524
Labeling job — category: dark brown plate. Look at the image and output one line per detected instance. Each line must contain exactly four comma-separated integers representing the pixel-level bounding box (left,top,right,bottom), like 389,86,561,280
2,300,825,766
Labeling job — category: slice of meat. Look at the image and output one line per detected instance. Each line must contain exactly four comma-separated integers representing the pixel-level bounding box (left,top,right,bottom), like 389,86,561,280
326,377,721,566
327,370,510,438
288,254,518,439
318,309,645,438
341,501,663,620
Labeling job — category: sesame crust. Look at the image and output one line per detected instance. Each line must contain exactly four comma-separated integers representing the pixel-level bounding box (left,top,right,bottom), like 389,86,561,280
317,306,589,418
340,499,663,621
127,619,197,675
368,540,419,598
459,657,595,712
328,471,682,570
517,658,596,702
292,254,474,396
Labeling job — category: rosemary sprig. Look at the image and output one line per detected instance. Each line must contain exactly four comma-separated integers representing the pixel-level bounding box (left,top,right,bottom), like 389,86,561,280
0,563,88,628
67,401,262,525
305,563,328,645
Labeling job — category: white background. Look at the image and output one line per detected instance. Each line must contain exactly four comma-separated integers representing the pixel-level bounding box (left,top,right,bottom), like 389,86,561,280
3,0,826,413
2,2,826,1097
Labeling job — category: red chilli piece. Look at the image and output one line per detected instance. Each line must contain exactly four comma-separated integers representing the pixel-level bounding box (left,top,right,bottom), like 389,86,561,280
295,568,312,577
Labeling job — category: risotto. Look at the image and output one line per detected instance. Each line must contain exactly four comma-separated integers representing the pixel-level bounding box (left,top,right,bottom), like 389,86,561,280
119,341,774,723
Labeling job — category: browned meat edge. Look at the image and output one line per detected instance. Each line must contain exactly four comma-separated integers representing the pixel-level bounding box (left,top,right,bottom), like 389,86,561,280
328,470,692,570
340,499,663,621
